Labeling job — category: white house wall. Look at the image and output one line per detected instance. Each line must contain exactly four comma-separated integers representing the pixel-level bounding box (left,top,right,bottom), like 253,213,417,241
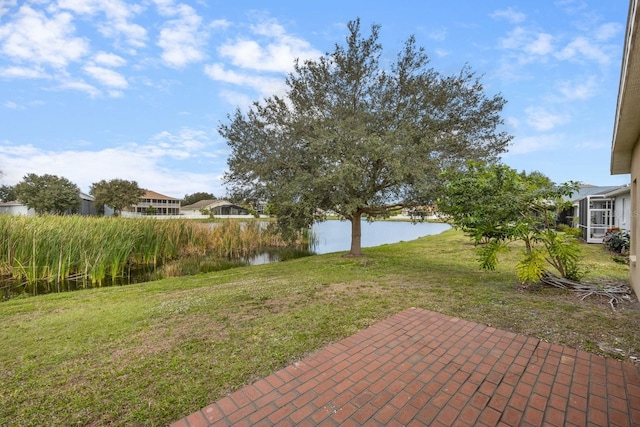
0,205,34,216
614,193,631,231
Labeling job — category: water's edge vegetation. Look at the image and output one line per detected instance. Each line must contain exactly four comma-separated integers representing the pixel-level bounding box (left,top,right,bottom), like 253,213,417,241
0,215,311,298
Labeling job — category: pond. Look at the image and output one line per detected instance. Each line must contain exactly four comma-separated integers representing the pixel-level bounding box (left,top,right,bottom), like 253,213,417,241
248,220,450,264
1,220,450,299
313,219,451,254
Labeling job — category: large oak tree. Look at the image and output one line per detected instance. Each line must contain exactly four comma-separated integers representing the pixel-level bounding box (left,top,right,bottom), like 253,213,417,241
220,19,512,256
15,173,81,215
90,179,145,216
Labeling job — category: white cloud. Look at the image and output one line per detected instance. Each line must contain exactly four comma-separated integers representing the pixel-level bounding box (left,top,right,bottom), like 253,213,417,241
203,63,288,99
556,36,612,65
527,33,553,56
491,7,526,24
107,89,124,98
57,0,147,48
217,18,321,73
149,128,214,158
594,22,622,41
217,89,253,109
0,5,89,68
3,101,21,109
500,27,554,58
556,76,598,100
574,139,604,150
94,51,126,67
525,107,568,131
211,19,231,30
0,129,228,196
155,0,207,68
0,0,17,17
204,63,248,85
506,116,521,129
203,17,321,104
84,65,128,88
434,49,450,58
506,133,562,155
58,80,101,97
0,66,49,79
426,28,447,42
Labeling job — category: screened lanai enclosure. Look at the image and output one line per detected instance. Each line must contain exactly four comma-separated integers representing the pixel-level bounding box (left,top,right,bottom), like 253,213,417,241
578,195,614,243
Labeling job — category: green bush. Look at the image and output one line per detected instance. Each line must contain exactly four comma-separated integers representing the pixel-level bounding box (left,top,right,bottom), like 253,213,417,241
603,227,630,254
557,223,582,238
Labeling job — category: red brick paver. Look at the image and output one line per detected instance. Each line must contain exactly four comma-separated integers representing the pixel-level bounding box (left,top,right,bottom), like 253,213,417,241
172,308,640,426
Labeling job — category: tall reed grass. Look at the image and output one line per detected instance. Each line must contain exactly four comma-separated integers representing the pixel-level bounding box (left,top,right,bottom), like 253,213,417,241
0,216,309,295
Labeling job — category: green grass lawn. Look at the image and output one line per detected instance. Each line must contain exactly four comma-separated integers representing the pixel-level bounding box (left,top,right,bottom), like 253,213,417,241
1,229,638,426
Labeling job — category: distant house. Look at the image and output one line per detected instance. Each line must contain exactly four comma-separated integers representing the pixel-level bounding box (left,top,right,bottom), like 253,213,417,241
565,184,628,243
0,192,96,216
127,190,180,216
0,200,34,216
181,199,250,216
79,192,97,216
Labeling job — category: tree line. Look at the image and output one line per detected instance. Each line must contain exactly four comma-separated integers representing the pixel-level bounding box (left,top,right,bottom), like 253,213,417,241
0,174,217,216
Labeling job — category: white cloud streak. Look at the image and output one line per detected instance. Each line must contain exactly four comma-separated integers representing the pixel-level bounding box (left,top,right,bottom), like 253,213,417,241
525,107,568,131
0,66,49,79
94,51,126,67
491,7,526,24
506,133,563,155
556,76,598,100
84,65,128,88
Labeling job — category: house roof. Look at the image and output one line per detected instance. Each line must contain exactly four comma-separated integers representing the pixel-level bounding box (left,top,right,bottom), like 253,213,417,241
569,185,625,202
603,184,632,197
0,200,26,207
182,199,246,211
141,190,179,201
611,0,640,174
181,199,219,210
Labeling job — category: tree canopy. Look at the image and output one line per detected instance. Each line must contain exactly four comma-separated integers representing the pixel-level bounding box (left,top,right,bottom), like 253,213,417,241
0,184,16,202
90,179,145,216
15,173,81,215
220,19,512,256
438,161,581,283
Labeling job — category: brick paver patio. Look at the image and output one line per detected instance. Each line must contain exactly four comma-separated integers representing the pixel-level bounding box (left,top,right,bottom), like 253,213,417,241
172,307,640,426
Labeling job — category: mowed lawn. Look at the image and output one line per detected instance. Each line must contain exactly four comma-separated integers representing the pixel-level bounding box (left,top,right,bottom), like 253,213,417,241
1,229,638,426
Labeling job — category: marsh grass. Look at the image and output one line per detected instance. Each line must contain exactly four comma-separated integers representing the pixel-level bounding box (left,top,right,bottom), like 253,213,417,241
0,216,307,296
0,229,638,426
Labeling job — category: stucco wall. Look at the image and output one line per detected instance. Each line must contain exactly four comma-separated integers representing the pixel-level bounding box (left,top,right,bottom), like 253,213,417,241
629,145,640,298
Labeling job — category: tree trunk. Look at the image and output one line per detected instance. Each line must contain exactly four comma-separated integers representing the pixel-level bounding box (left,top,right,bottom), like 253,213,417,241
349,211,363,256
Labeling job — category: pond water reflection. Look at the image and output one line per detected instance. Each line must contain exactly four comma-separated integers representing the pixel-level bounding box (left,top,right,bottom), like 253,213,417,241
312,220,451,254
248,220,450,264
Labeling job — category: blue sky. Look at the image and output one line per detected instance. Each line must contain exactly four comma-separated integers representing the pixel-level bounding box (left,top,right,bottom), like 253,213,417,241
0,0,631,198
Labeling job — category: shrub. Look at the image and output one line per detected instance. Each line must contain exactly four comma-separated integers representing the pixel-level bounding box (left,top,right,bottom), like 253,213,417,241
603,227,630,254
557,223,583,239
